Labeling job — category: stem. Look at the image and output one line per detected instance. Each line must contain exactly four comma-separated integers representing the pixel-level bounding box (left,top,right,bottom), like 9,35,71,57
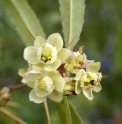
10,84,27,91
6,101,20,108
63,96,72,124
0,107,27,124
44,100,51,124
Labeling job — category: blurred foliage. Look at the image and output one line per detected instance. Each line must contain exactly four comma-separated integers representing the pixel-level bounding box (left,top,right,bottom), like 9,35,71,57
0,0,122,124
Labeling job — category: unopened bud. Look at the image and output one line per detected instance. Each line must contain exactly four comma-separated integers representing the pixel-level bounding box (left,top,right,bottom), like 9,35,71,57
77,55,84,62
0,87,11,106
64,64,73,72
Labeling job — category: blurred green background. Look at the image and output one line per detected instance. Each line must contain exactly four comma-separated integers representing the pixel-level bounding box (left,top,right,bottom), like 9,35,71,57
0,0,122,124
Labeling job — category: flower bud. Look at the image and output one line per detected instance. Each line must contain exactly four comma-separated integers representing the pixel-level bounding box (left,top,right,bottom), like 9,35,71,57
64,64,73,72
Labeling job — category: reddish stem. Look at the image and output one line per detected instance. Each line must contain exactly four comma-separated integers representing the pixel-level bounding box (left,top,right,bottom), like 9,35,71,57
10,84,27,91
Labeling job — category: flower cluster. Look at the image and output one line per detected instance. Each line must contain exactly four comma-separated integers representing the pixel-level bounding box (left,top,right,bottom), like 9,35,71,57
0,87,11,106
19,33,102,103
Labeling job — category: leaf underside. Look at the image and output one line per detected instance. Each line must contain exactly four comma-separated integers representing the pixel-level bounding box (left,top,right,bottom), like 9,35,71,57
2,0,45,46
2,0,33,46
59,0,85,50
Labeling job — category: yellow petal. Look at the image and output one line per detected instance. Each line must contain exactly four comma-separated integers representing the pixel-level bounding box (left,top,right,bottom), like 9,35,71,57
27,81,34,88
29,89,46,103
26,70,41,82
86,62,101,73
82,88,93,101
34,36,46,48
48,90,63,102
49,72,65,92
18,68,27,77
21,77,27,84
47,33,63,52
57,48,71,61
92,83,102,92
44,59,61,71
75,81,81,94
24,46,40,64
75,69,86,80
32,63,44,71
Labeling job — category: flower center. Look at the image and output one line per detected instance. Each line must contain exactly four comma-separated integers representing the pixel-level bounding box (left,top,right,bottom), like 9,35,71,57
85,72,98,86
38,79,46,90
71,55,84,68
41,47,52,63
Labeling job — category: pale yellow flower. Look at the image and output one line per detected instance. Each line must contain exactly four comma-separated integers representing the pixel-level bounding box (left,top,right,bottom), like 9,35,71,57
0,87,11,105
75,62,102,100
18,68,28,84
25,70,65,103
65,51,93,73
24,33,71,71
18,64,32,84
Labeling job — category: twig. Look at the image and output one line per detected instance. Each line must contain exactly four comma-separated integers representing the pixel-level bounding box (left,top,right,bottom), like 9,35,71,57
44,100,51,124
10,84,27,91
0,107,27,124
6,101,20,108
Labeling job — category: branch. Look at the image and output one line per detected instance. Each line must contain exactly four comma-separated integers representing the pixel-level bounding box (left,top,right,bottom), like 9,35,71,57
10,84,27,91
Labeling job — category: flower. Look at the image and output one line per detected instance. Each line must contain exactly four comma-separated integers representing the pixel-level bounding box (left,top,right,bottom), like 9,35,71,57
20,33,103,103
75,62,102,100
64,50,94,73
0,87,11,105
24,33,71,71
18,68,28,84
63,77,75,96
75,69,87,94
18,64,33,84
25,70,65,103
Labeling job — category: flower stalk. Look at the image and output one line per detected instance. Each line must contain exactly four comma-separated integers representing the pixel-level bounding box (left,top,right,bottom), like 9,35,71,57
44,100,51,124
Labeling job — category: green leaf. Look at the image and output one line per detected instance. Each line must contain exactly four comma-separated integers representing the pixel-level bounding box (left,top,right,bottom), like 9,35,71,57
1,0,45,46
69,102,84,124
56,97,83,124
1,0,33,46
59,0,85,50
55,101,67,124
10,0,45,38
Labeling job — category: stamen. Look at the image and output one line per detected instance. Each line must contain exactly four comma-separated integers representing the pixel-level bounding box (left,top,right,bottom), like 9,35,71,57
90,80,94,85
